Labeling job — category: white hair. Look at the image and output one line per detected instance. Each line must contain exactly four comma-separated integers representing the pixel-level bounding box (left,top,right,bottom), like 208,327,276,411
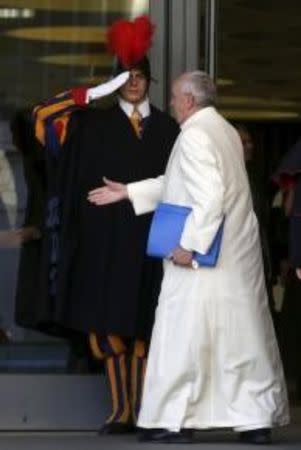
177,71,217,107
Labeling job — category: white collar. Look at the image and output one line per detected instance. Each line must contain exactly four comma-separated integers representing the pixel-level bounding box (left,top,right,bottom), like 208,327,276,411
180,106,216,130
118,97,150,118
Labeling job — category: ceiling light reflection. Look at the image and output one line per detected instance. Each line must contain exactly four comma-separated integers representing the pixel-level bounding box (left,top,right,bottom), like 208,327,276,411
0,0,143,13
221,109,301,120
220,95,299,108
39,53,113,67
0,8,34,19
130,0,148,18
5,26,106,43
217,78,235,87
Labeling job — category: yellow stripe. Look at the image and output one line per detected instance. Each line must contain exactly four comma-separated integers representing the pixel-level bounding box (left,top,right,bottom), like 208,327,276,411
34,97,75,145
108,335,127,355
35,120,46,146
106,356,119,424
131,355,138,423
133,339,146,358
89,333,105,360
36,98,75,121
118,354,130,423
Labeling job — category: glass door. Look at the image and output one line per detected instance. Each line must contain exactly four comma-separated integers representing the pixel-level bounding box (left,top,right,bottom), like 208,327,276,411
0,0,153,430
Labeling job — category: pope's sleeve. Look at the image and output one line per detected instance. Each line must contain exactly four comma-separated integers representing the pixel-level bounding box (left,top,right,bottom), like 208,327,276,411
127,176,165,215
179,129,225,254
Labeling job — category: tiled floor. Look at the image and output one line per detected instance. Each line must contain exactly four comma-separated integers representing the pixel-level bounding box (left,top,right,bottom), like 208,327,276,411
0,411,300,450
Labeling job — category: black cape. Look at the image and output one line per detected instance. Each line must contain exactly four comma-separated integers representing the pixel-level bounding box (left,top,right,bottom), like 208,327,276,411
273,138,301,268
15,105,179,339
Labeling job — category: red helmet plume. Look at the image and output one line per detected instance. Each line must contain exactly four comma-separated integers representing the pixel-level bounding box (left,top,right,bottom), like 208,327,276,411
107,15,155,68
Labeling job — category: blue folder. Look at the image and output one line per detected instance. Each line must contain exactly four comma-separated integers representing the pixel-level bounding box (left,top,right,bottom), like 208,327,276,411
147,203,224,267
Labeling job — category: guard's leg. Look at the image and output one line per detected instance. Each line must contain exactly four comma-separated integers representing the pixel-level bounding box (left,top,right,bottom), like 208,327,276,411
89,333,133,433
130,339,147,424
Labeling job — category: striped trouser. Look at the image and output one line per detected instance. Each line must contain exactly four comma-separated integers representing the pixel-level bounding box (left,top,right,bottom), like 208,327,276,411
89,334,147,425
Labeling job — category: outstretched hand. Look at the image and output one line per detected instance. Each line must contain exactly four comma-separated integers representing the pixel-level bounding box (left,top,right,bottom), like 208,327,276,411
88,177,128,206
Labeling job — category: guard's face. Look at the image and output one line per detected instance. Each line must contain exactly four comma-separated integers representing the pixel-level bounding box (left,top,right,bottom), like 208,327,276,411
119,69,149,105
170,81,191,124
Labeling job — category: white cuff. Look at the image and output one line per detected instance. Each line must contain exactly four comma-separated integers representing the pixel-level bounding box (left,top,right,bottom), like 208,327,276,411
87,72,130,102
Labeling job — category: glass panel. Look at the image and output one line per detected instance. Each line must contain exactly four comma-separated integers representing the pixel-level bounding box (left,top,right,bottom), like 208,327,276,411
199,1,206,71
217,0,301,205
0,0,149,373
217,0,301,406
218,0,301,122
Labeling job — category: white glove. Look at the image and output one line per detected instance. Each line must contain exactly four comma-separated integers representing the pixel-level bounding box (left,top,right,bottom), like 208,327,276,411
86,71,130,103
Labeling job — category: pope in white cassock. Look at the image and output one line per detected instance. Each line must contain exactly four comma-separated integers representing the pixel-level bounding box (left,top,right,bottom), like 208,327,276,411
88,71,289,445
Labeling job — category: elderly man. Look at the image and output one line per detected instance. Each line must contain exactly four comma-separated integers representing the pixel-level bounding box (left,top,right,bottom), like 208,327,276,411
88,71,289,444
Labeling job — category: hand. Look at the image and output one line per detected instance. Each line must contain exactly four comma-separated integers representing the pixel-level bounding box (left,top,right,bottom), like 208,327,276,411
283,188,294,217
0,329,10,343
0,230,23,247
296,268,301,280
0,227,41,248
170,246,193,267
88,177,128,206
15,226,41,243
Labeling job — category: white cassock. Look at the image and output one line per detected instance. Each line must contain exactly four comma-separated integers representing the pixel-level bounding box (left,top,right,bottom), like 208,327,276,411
127,106,289,432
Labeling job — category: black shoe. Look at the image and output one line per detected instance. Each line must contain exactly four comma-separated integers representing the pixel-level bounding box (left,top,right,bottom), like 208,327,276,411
139,428,194,443
99,422,136,434
239,428,272,445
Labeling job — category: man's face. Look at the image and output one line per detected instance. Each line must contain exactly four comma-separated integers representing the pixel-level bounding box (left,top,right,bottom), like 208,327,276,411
119,69,149,105
170,80,190,124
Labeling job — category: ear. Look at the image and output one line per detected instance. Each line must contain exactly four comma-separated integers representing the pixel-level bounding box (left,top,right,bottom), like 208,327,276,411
186,93,195,109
